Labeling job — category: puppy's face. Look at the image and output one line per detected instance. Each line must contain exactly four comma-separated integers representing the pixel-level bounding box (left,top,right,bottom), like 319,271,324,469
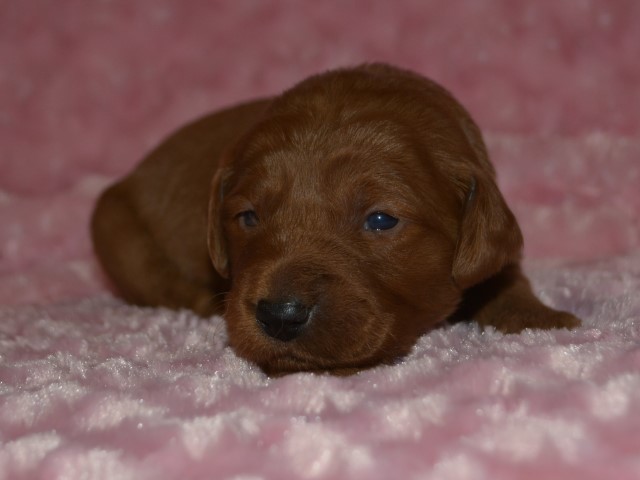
208,66,522,375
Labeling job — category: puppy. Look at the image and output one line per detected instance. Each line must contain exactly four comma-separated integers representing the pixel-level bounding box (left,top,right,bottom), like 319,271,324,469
91,64,579,375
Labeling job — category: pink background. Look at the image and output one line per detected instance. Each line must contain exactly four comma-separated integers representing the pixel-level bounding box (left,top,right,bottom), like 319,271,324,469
1,1,639,479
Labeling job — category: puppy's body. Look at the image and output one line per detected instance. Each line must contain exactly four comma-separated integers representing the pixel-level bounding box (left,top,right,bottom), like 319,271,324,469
93,99,270,315
92,64,579,375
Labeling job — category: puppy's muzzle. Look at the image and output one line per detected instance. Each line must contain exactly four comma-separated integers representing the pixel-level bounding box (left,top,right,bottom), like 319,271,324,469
255,298,312,341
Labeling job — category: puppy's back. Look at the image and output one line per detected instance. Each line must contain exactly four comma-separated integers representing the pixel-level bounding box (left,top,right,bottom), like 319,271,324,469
91,99,270,313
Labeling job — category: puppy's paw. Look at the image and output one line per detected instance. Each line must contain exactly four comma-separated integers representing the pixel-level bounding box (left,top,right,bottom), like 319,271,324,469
546,310,581,330
493,308,581,334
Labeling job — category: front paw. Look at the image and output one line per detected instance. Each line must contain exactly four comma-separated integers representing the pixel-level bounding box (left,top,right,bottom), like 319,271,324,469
496,308,581,334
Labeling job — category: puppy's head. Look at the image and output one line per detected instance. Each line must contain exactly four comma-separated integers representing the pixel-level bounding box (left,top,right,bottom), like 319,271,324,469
209,64,522,375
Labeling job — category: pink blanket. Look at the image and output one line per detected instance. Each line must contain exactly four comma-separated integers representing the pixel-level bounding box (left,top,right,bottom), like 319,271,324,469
2,1,639,478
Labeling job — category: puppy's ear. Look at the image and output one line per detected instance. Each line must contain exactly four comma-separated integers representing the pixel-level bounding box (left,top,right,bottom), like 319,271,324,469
207,167,230,279
452,173,523,290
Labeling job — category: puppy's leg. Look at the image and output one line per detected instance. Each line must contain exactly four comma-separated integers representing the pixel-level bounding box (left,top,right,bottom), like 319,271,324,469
456,265,580,333
91,184,223,316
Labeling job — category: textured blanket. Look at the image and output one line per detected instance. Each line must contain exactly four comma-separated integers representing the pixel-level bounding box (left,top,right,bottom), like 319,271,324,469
1,1,639,479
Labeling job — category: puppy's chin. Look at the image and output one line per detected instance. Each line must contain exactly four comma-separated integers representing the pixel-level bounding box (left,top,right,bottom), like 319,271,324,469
233,345,406,377
258,356,386,377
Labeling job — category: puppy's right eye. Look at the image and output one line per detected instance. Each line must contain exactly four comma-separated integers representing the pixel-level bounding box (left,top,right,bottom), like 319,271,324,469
364,211,399,231
237,210,259,228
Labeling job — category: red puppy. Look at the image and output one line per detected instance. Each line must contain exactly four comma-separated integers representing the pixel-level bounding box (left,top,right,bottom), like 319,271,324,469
92,64,579,375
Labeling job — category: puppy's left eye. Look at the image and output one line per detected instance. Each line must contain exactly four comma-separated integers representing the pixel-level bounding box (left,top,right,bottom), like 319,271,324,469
364,211,399,231
237,210,259,228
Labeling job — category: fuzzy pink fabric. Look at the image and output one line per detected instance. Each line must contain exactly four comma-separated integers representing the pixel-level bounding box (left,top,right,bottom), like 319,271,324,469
1,1,639,479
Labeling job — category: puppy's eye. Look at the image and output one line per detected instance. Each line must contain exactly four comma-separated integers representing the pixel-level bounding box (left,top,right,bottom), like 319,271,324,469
364,211,399,231
237,210,259,228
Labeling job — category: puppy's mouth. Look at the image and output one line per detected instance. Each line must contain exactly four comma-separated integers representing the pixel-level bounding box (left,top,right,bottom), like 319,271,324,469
226,304,391,376
257,352,382,377
224,269,396,375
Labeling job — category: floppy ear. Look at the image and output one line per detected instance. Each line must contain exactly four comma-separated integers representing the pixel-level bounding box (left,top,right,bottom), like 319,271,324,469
452,173,523,290
207,167,231,279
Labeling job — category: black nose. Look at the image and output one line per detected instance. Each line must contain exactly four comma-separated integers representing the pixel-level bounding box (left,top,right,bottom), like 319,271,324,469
255,299,311,342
